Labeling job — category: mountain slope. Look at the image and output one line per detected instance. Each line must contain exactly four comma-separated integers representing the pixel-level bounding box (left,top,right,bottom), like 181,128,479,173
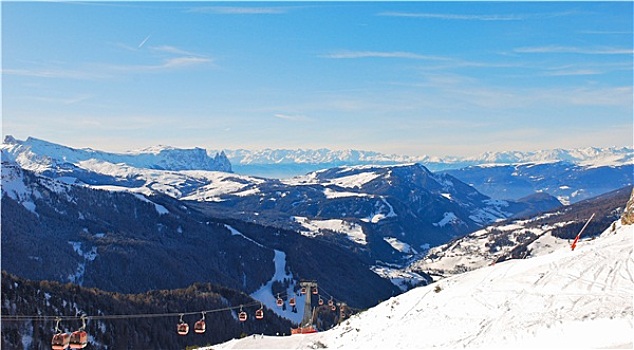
1,163,273,294
445,161,633,204
1,163,399,310
409,186,632,280
186,163,561,267
210,219,634,349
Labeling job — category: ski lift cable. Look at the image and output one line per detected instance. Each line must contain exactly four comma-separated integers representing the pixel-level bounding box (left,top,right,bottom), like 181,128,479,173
314,285,340,303
3,281,331,323
1,300,264,322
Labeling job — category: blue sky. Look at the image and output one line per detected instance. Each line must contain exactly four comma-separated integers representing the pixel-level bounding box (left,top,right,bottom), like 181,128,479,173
2,1,632,157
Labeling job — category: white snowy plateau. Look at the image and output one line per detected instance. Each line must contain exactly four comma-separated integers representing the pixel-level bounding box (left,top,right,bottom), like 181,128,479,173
204,221,633,349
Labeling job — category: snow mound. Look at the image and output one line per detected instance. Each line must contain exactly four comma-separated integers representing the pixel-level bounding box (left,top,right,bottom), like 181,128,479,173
208,221,634,349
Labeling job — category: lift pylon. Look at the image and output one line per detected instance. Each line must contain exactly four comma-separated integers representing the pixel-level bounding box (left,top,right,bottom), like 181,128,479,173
291,281,318,334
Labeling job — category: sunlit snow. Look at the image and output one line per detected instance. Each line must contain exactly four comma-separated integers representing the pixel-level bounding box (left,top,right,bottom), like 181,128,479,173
206,221,633,349
383,237,416,254
249,250,305,326
292,216,367,245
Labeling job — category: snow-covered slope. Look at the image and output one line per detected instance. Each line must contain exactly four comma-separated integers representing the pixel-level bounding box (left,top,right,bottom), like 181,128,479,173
412,213,565,280
207,220,633,349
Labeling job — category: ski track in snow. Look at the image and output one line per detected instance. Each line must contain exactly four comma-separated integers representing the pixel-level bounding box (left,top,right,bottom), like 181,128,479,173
249,250,305,326
225,224,305,325
208,221,634,349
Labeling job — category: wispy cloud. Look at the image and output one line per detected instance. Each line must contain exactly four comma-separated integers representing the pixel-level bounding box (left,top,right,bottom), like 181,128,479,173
109,56,213,72
542,62,633,77
544,69,602,76
150,45,203,56
32,94,93,106
188,6,289,15
379,11,575,21
162,56,212,69
4,42,214,80
379,12,525,21
274,113,312,122
3,56,213,80
579,30,633,35
2,67,110,80
323,50,447,60
515,45,633,55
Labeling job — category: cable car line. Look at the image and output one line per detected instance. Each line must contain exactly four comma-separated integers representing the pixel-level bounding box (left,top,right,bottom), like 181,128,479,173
3,285,343,324
1,300,264,322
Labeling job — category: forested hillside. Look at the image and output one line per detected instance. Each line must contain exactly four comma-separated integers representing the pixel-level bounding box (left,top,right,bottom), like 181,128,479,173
1,272,292,349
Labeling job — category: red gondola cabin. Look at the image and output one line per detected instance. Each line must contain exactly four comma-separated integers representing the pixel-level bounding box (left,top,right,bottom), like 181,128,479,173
194,320,206,334
51,333,70,350
69,330,88,349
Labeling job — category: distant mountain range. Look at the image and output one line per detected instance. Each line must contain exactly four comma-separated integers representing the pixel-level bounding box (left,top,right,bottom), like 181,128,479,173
211,146,633,178
4,135,631,205
4,135,630,174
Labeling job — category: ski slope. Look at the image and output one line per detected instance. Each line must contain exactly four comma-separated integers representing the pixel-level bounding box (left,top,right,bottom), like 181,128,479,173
207,221,633,349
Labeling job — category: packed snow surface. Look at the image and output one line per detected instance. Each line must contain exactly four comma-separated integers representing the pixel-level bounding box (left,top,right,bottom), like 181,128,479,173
207,221,633,349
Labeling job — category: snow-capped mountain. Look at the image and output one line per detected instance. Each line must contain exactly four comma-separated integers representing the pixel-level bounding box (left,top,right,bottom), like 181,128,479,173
2,135,232,173
218,148,416,166
460,146,633,167
215,146,633,178
208,217,634,349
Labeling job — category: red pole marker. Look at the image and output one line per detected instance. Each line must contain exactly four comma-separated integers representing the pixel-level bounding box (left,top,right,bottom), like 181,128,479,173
571,213,595,251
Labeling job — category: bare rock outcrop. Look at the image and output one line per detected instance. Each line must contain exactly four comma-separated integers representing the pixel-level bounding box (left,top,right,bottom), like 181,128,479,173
621,189,634,225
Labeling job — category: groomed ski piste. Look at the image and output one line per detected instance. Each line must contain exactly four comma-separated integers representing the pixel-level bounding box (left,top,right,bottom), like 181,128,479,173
205,221,633,349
